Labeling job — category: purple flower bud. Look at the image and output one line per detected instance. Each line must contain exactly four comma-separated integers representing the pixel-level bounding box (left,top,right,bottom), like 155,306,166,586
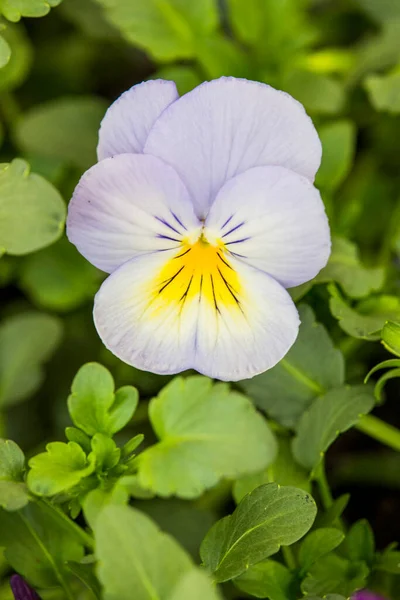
352,590,388,600
10,575,41,600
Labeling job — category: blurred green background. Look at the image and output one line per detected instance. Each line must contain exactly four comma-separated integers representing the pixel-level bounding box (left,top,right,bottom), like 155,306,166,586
0,0,400,595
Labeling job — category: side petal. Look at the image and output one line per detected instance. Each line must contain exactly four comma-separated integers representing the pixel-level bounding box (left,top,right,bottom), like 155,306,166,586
205,165,331,288
94,248,300,382
144,77,321,218
67,153,200,273
97,79,179,160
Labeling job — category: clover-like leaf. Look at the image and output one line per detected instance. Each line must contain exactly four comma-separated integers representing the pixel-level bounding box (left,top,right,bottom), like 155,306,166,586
90,433,120,473
301,553,369,596
0,439,29,510
136,376,277,498
316,237,385,298
0,23,32,91
282,70,345,115
365,71,400,114
234,559,294,600
0,30,11,67
95,0,218,61
68,362,138,437
0,159,65,256
0,312,63,408
292,386,375,471
95,505,194,600
341,519,374,565
1,0,63,22
240,305,344,426
381,320,400,356
299,528,345,574
200,483,317,582
27,441,95,496
315,121,356,191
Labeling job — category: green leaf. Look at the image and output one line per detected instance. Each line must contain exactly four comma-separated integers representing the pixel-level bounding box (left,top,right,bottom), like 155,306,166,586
90,433,120,472
234,559,294,600
341,519,375,565
316,237,385,298
329,286,400,340
83,485,128,530
1,0,62,21
0,312,63,407
301,553,369,596
68,362,138,437
200,483,317,582
0,501,84,588
316,494,350,529
0,159,65,256
365,71,400,114
315,122,356,192
95,0,218,61
233,436,310,504
292,386,375,471
195,34,250,79
355,0,400,24
66,561,102,600
239,305,344,426
20,236,102,312
169,568,223,600
27,441,95,496
151,66,201,95
299,529,345,573
0,31,11,68
137,376,277,498
65,427,92,454
15,96,107,170
0,439,29,511
382,320,400,356
376,547,400,574
0,23,31,91
281,70,346,115
95,505,193,600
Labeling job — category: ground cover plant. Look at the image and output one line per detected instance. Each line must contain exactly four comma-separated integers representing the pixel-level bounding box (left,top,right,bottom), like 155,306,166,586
0,0,400,598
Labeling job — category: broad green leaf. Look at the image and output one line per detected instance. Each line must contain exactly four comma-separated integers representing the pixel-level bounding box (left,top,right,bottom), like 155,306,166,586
1,0,62,21
226,0,264,45
329,286,400,340
281,70,345,115
301,553,369,596
27,441,95,496
0,439,29,511
68,362,138,437
151,66,201,95
168,569,223,600
0,159,65,256
382,320,400,356
83,485,128,529
341,519,374,565
95,505,193,600
0,31,10,68
233,436,310,504
292,386,375,470
316,237,385,298
351,22,400,82
240,305,344,426
60,0,118,39
195,34,250,79
95,0,218,61
0,501,84,588
20,237,102,312
15,97,107,170
315,122,356,192
365,71,400,114
299,529,345,573
0,23,31,91
235,560,294,600
200,483,317,582
355,0,400,24
376,547,400,574
0,312,63,407
90,433,120,472
316,494,350,529
137,376,277,498
65,427,91,454
66,561,102,600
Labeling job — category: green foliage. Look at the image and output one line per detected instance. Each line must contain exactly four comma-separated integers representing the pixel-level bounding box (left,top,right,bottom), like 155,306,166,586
381,320,400,356
315,121,356,192
301,553,369,596
137,376,277,498
235,559,294,600
299,529,345,574
0,439,29,510
0,23,31,88
0,0,63,22
0,312,63,407
68,362,138,437
365,71,400,114
0,159,65,256
282,71,345,116
200,483,317,582
240,305,344,426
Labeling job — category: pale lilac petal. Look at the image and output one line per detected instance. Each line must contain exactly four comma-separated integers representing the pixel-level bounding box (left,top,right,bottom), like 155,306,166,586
67,154,200,273
205,166,331,288
94,248,299,381
97,80,178,160
144,77,321,218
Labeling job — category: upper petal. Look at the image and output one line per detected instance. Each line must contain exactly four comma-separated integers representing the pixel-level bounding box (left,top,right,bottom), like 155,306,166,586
205,165,331,288
144,77,322,218
67,153,200,273
97,80,179,160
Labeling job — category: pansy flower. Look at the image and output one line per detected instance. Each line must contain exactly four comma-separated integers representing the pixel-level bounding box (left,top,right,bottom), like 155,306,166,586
10,575,41,600
67,77,330,381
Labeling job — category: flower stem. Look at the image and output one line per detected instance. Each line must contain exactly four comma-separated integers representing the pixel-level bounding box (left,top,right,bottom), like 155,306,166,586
314,460,333,510
356,414,400,452
282,545,296,570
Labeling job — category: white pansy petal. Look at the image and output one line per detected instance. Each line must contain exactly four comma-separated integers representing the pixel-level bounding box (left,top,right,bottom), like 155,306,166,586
67,153,200,273
144,77,321,218
97,79,178,160
205,166,331,288
94,241,300,381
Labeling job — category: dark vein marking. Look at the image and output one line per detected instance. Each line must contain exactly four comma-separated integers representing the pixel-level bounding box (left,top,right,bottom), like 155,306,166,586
158,266,185,294
170,211,187,230
222,222,245,238
225,237,251,245
157,234,181,243
174,248,191,259
217,252,234,270
217,267,244,313
210,274,220,314
180,275,193,303
221,214,234,230
155,217,181,235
